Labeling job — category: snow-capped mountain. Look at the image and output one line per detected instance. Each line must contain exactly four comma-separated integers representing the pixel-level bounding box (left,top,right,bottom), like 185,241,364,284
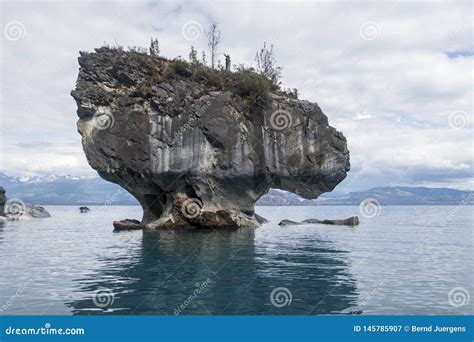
0,172,137,205
4,174,94,184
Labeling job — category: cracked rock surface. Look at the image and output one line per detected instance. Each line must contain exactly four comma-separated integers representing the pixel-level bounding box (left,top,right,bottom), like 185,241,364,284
72,47,350,229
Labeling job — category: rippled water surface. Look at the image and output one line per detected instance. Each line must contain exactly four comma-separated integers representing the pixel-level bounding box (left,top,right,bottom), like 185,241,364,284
0,205,472,315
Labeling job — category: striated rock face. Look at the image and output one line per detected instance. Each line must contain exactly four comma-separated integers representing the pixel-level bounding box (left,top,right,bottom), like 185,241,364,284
71,48,350,229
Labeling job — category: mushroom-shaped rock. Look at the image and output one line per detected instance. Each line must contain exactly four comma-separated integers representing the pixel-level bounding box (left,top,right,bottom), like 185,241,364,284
71,48,350,229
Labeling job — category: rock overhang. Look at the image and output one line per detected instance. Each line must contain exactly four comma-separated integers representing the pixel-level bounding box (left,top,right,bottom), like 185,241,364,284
72,47,350,229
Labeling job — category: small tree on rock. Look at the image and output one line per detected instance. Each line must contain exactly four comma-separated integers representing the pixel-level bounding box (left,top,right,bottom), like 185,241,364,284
149,38,160,56
189,45,199,65
206,22,221,69
255,42,282,85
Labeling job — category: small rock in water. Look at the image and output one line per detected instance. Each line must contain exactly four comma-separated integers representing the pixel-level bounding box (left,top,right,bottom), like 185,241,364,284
113,219,145,231
279,216,359,226
278,219,302,226
26,205,51,218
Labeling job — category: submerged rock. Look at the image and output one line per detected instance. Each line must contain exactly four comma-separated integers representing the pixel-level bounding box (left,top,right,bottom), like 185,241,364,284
72,47,350,229
279,216,359,226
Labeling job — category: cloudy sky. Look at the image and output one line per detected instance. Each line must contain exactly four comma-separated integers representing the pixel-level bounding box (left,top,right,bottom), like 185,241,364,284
0,0,472,192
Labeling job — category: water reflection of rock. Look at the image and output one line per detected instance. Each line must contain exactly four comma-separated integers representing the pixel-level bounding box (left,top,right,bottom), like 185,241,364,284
68,228,358,315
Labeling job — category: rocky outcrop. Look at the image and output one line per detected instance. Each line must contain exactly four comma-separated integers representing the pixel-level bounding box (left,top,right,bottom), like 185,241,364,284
71,47,350,229
24,205,51,218
0,187,51,220
113,219,145,231
279,216,359,226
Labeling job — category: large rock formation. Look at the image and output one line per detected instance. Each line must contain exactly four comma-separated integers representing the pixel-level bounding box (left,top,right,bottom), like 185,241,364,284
71,47,350,229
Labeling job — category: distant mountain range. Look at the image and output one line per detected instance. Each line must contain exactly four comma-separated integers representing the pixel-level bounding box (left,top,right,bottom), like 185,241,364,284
0,173,472,206
0,173,136,205
259,187,474,206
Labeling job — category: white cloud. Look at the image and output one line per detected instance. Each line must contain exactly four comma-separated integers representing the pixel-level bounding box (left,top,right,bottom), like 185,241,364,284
0,0,472,191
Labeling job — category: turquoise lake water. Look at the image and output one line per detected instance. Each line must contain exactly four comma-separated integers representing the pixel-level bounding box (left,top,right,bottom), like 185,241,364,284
0,205,472,315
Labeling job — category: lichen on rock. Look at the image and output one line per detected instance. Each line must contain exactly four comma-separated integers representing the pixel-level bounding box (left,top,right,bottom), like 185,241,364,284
71,47,350,229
